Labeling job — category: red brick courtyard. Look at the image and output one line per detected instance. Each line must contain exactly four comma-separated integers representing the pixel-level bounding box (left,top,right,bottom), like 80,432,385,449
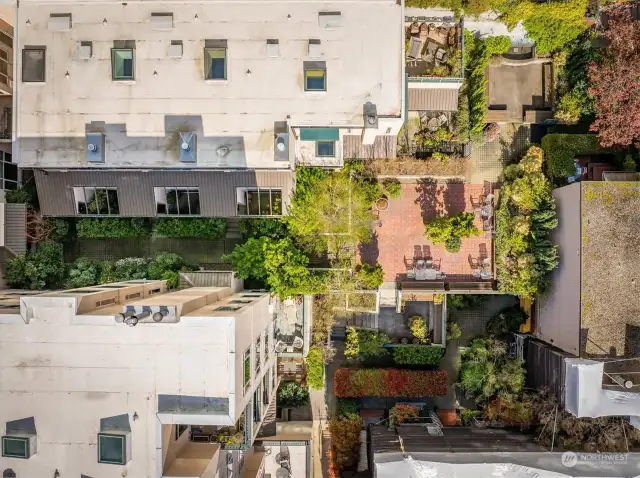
359,181,494,282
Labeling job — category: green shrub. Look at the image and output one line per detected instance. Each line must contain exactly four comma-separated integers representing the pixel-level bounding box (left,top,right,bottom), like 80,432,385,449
392,346,444,365
336,398,358,418
425,212,479,252
76,218,150,238
541,134,602,178
555,89,588,124
622,154,637,172
458,337,526,403
277,381,310,408
239,218,289,239
5,188,32,204
447,294,489,310
354,262,384,290
446,320,462,341
5,241,65,290
147,252,185,280
382,178,402,199
486,306,528,336
162,270,180,289
155,218,227,239
405,0,462,11
306,346,325,390
101,257,149,282
460,409,482,425
345,327,390,361
409,316,429,344
66,258,101,288
48,218,71,242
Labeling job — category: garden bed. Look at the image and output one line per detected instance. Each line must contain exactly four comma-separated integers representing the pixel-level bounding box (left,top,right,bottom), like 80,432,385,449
334,368,448,397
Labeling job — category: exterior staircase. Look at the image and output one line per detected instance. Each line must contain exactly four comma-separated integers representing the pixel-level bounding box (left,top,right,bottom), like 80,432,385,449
256,398,277,438
426,411,444,436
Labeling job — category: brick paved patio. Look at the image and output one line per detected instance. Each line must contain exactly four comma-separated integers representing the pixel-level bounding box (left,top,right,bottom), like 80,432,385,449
360,181,494,282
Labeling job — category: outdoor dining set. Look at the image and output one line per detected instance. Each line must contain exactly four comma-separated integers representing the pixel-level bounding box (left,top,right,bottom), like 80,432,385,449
471,192,495,235
407,258,446,281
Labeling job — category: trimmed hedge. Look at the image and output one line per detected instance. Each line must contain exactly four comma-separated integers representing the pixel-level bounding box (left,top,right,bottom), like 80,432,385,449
392,346,445,365
155,218,227,239
76,218,151,238
541,134,602,178
334,368,447,397
306,346,325,390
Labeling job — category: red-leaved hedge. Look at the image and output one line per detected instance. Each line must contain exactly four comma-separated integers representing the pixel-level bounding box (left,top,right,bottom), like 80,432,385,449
334,368,447,397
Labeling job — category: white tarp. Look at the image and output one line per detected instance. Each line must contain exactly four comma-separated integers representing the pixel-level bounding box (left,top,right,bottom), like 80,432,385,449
564,358,640,423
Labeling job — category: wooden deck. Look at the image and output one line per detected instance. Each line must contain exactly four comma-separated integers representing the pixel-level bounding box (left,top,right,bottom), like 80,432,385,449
342,135,397,160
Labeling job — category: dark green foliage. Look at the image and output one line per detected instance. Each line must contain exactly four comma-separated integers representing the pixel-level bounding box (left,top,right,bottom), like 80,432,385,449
345,327,390,361
306,346,325,390
48,218,71,242
445,236,462,253
294,167,329,206
277,381,310,408
382,178,402,199
425,212,479,252
447,294,489,310
66,258,101,289
239,218,289,239
392,346,445,365
336,398,358,418
76,218,151,238
162,270,180,289
541,134,602,178
5,188,32,204
458,337,526,403
225,238,268,281
112,257,149,280
5,241,65,290
155,218,227,239
486,306,528,336
354,262,385,290
147,252,185,280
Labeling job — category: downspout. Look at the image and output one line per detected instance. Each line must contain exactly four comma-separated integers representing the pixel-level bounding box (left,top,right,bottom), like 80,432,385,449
12,2,19,176
401,0,407,123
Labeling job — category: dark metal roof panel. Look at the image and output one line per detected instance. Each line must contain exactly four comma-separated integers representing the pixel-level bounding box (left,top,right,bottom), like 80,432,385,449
4,203,27,254
525,338,570,408
407,87,459,112
34,169,294,217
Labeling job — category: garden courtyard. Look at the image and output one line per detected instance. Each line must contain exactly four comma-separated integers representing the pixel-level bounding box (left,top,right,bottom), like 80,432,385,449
359,181,494,282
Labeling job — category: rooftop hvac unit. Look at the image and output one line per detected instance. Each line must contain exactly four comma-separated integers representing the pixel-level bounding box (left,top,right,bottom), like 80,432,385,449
115,305,179,325
274,133,289,161
48,13,72,31
179,132,196,162
86,133,105,162
363,102,378,129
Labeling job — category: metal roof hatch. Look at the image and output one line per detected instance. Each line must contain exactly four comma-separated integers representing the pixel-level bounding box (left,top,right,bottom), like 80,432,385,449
86,133,105,163
179,132,196,163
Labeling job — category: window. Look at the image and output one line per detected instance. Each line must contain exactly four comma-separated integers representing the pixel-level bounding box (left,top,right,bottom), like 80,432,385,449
316,141,335,157
154,187,200,215
243,348,251,392
112,48,134,81
0,153,17,190
204,47,226,80
22,47,45,83
237,188,282,216
304,62,326,91
253,385,261,423
97,433,126,465
74,187,120,215
175,425,188,440
264,326,269,357
2,437,29,459
263,372,270,405
255,335,261,375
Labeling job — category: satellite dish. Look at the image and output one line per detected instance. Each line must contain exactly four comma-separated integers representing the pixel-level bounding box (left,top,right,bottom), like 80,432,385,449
216,146,230,157
367,115,376,125
88,143,97,152
276,137,286,152
625,380,634,389
181,142,190,151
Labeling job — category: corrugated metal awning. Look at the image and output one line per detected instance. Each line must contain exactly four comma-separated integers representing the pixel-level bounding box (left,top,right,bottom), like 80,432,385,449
408,88,459,112
299,128,340,141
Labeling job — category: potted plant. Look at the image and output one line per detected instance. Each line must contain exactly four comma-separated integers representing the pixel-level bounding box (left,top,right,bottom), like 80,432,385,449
400,337,409,344
376,196,389,211
409,316,428,344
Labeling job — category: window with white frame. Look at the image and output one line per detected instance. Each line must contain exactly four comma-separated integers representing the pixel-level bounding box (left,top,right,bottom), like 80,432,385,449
73,187,119,215
236,188,282,216
154,187,200,215
0,152,17,190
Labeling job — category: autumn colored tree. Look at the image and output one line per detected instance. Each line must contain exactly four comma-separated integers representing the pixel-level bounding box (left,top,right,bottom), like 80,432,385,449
589,7,640,147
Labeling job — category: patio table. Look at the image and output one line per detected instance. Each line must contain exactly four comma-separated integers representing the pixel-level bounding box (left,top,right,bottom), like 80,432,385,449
415,268,437,280
480,205,493,217
480,270,492,280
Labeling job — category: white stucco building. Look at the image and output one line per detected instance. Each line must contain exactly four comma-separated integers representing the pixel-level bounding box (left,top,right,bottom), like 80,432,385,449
11,0,405,216
0,280,280,478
